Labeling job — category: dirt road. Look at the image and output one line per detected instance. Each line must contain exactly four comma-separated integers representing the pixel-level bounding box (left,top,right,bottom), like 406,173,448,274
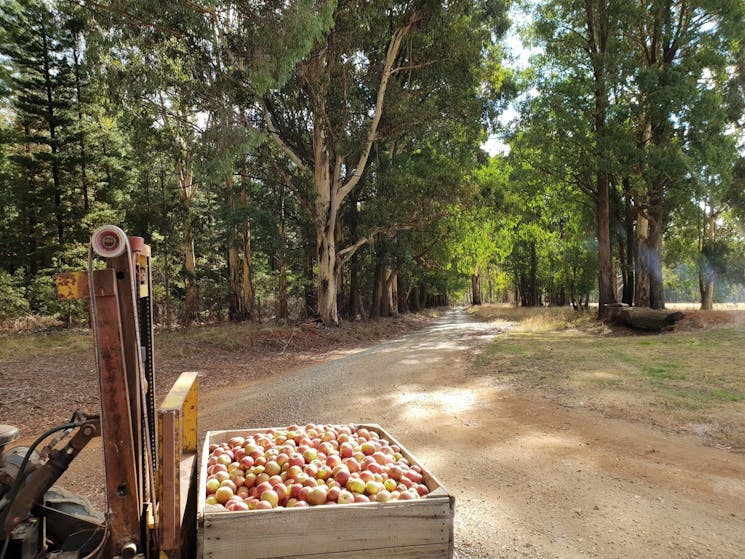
200,308,745,558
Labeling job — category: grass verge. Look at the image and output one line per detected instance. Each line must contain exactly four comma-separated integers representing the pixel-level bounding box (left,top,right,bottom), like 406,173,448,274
470,304,745,450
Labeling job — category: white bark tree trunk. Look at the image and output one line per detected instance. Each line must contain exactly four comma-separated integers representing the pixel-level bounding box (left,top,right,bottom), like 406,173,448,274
306,17,418,326
175,160,199,322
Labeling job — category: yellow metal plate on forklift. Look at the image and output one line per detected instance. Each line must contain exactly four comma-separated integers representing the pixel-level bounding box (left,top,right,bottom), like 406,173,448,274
137,253,149,297
55,272,89,300
160,372,199,452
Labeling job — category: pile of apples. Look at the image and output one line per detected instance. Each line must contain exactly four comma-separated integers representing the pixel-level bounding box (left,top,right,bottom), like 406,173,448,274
204,423,430,512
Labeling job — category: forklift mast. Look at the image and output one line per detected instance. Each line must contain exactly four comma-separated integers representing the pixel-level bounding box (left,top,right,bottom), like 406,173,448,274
87,226,158,557
2,226,198,559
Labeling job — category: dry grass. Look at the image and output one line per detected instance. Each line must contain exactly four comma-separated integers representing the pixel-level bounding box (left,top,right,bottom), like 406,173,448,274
467,304,600,333
0,329,92,360
0,312,440,360
470,304,745,450
0,315,66,333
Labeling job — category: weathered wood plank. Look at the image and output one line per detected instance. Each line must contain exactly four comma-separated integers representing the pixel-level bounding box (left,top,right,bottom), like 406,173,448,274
204,543,450,559
202,499,451,558
90,269,142,555
266,542,450,559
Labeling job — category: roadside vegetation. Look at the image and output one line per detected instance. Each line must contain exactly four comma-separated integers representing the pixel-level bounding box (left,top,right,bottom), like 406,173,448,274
469,305,745,451
0,309,441,359
0,310,442,435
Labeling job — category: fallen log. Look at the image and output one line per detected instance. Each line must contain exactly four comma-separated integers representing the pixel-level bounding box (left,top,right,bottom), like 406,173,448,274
607,306,685,332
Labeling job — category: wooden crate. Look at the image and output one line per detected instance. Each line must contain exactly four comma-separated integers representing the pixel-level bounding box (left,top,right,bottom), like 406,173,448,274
197,424,454,559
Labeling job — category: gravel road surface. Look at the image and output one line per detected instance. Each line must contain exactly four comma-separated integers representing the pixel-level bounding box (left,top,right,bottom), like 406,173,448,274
198,308,745,558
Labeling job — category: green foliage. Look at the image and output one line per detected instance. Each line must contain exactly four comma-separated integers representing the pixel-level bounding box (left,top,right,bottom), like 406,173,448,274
0,269,30,319
0,0,742,323
0,0,137,318
507,0,745,309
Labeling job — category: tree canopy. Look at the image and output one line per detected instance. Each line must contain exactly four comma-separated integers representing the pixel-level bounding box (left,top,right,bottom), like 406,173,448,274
0,0,742,325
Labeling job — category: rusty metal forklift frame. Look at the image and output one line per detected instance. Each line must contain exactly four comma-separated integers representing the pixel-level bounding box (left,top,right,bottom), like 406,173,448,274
55,228,199,558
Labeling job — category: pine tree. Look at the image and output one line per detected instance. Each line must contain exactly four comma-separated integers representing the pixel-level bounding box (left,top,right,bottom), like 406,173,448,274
0,0,79,279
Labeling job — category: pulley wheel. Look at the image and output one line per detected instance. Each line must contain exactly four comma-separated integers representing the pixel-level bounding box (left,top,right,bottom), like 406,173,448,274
91,225,128,258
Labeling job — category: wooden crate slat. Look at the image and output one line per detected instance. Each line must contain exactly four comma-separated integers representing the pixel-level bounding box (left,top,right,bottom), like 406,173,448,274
202,498,450,556
279,543,450,559
203,543,450,559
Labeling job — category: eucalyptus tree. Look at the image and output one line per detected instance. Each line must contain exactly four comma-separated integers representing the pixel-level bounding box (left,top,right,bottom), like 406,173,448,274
345,113,493,317
524,0,743,313
505,120,599,308
90,0,335,321
623,0,744,308
529,0,627,317
262,0,509,325
439,157,513,305
667,79,741,309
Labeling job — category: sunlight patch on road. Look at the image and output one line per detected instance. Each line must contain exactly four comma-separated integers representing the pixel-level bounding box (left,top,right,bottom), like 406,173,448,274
417,341,470,351
398,357,443,365
396,388,476,418
374,340,470,353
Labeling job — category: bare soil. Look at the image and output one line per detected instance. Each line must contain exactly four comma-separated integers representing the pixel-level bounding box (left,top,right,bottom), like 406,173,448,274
2,309,745,558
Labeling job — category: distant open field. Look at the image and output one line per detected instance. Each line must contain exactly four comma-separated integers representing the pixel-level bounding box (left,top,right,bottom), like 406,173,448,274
666,302,745,310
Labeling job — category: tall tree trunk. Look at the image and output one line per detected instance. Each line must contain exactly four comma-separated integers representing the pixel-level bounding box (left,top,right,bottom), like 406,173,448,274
182,210,198,322
72,32,89,212
22,125,38,276
276,187,289,321
226,178,245,321
596,176,616,316
160,162,171,324
241,171,255,321
634,200,665,309
409,284,421,312
265,17,418,326
397,274,407,314
386,269,398,316
586,0,616,319
303,238,316,317
699,271,714,310
176,161,198,322
334,215,347,319
228,243,242,320
313,122,342,325
699,209,716,310
529,242,539,306
471,271,482,305
371,261,385,319
348,251,362,320
634,212,651,307
620,179,635,305
41,17,63,245
346,195,362,320
242,225,254,320
277,255,288,321
647,209,665,309
316,214,340,324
